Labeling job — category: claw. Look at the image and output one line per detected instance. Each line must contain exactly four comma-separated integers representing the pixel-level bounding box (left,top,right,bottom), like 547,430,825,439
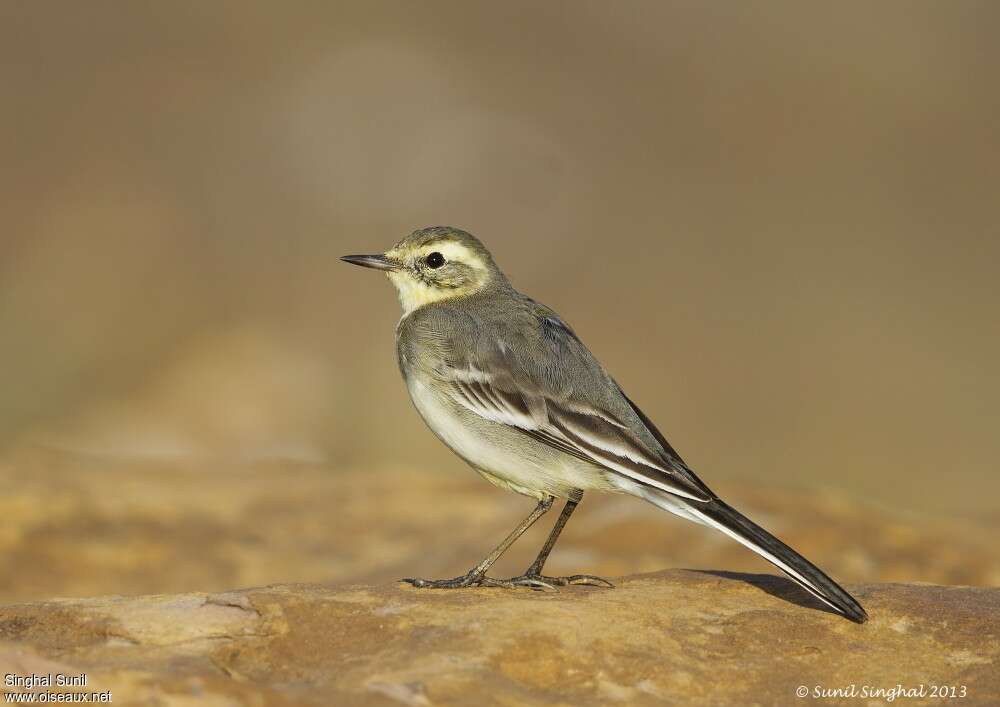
510,576,559,592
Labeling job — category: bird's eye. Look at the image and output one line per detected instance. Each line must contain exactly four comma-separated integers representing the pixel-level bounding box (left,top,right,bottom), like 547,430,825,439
425,252,445,269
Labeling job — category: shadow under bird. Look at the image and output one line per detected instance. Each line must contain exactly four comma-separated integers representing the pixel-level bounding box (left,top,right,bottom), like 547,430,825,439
341,226,868,623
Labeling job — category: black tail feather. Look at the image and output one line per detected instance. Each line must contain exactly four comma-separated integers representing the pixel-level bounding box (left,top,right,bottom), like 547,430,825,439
692,499,868,623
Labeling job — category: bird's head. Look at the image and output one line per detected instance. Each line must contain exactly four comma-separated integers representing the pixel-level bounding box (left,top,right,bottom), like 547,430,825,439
341,226,505,315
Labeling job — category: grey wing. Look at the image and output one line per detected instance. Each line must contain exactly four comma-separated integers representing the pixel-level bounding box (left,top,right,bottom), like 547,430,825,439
437,312,714,503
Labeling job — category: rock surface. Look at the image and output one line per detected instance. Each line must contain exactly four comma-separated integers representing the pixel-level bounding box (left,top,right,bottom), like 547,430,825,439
1,572,998,706
2,449,999,704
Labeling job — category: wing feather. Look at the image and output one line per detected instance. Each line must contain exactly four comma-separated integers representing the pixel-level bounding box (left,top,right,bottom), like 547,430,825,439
443,365,712,502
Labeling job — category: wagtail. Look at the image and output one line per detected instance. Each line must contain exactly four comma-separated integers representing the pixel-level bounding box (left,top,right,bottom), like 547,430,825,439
342,226,867,623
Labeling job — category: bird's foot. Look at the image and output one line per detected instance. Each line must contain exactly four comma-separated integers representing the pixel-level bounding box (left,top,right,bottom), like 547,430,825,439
500,573,615,592
401,571,613,591
401,570,495,589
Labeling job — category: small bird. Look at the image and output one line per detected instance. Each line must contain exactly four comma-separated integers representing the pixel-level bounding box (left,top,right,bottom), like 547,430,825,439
342,226,868,623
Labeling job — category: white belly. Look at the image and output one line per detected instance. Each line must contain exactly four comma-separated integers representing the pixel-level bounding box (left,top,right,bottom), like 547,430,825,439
405,376,609,499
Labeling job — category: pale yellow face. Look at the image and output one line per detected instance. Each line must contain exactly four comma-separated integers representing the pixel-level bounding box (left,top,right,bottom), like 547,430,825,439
384,239,494,316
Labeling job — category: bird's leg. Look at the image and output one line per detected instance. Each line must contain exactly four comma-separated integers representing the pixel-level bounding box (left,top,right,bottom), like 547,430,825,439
402,496,554,589
504,494,614,590
525,496,579,576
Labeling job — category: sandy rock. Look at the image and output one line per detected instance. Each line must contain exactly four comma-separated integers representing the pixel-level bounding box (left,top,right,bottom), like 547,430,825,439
1,573,998,706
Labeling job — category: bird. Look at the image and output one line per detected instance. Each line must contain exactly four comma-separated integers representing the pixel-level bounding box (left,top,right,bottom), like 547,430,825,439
341,226,868,623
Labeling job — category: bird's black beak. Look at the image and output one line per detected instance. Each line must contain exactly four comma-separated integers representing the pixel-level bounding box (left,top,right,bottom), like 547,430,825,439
340,254,399,271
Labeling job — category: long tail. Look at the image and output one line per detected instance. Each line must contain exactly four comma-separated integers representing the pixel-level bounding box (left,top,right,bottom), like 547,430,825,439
646,491,868,623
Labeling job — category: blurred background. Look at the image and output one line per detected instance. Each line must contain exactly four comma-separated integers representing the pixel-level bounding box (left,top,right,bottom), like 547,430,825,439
1,1,998,603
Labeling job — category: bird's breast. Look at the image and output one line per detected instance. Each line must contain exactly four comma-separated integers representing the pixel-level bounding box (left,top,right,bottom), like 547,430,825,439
404,374,503,470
